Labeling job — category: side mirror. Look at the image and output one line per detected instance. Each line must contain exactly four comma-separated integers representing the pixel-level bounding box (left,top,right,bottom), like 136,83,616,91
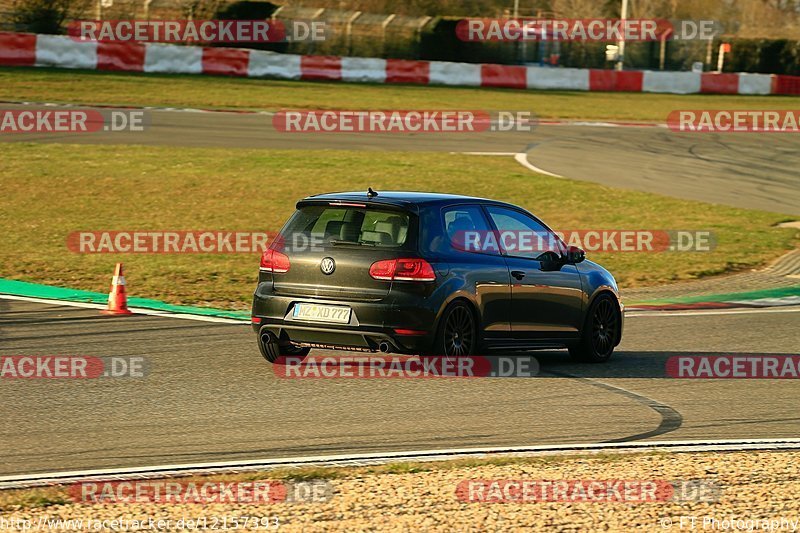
565,245,585,264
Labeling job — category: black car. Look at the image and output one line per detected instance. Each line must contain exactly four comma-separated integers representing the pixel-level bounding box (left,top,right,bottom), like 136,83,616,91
252,190,623,363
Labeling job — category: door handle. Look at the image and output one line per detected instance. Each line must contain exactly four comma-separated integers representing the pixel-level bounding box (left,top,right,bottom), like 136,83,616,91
511,270,526,280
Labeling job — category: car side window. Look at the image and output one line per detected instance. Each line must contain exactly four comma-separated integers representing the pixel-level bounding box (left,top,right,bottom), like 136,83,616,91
485,206,565,260
440,205,499,256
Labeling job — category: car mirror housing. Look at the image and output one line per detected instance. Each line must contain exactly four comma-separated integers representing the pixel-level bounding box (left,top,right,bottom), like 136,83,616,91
566,245,585,264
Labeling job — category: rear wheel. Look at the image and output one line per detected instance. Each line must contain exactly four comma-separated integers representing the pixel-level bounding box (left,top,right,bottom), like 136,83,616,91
569,294,619,363
432,301,478,356
258,332,310,364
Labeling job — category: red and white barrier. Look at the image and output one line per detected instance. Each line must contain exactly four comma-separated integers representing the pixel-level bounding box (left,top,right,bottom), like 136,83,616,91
530,66,589,91
1,32,797,96
36,34,97,69
737,73,773,95
248,50,300,79
341,57,386,83
429,61,480,86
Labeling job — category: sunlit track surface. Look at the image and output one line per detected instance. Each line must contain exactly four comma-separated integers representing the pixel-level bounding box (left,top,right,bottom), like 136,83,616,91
1,298,798,477
1,104,799,215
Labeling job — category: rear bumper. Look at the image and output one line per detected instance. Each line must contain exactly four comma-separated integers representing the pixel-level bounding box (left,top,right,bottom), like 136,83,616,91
252,285,437,353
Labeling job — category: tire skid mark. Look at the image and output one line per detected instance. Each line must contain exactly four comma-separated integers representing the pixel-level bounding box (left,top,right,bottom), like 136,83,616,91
542,370,683,443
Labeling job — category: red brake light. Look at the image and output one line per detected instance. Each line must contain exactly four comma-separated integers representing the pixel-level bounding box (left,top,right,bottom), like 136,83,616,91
369,258,435,282
329,202,367,207
394,328,427,335
260,248,290,273
369,259,396,280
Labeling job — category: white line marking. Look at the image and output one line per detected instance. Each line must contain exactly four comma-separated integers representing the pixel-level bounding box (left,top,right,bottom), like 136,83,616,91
514,152,564,178
626,306,800,318
729,296,800,307
459,151,518,156
4,294,796,324
3,438,800,488
2,101,275,117
0,294,246,324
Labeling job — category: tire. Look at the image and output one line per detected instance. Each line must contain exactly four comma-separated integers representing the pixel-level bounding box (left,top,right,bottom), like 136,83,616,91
258,332,310,364
569,294,620,363
432,301,478,356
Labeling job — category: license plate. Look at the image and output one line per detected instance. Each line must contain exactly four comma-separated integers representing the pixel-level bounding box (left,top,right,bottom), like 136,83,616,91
292,303,352,324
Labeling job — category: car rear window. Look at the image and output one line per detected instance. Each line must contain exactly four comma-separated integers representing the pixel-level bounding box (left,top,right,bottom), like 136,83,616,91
281,205,411,248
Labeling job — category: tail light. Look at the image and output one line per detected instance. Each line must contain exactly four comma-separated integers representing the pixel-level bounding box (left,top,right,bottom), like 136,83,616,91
260,247,290,273
369,258,435,282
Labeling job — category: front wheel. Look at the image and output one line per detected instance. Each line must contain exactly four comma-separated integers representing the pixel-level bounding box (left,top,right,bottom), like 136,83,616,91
258,333,310,364
569,294,620,363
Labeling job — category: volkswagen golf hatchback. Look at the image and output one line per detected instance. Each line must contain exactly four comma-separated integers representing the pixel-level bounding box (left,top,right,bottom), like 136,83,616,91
252,190,623,363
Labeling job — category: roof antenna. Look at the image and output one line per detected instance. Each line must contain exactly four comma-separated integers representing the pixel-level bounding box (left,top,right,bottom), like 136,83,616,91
367,187,378,198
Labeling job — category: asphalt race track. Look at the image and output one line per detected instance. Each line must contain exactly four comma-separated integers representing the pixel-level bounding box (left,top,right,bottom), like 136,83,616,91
2,101,799,478
1,103,799,215
1,298,798,476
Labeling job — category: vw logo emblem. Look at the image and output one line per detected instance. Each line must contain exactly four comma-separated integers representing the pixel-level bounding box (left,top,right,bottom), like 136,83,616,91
320,257,336,275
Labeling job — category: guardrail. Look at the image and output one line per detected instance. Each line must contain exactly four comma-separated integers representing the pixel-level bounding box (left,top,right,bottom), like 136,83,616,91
1,32,798,95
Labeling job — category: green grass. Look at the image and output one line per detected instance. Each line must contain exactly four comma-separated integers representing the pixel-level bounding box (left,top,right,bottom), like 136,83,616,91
1,67,798,122
0,143,795,309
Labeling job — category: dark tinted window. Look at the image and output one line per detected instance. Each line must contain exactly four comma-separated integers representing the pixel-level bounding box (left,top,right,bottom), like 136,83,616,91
282,206,411,248
441,205,499,255
485,206,565,260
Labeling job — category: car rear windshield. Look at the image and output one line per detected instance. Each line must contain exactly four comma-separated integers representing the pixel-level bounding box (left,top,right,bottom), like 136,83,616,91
280,205,413,248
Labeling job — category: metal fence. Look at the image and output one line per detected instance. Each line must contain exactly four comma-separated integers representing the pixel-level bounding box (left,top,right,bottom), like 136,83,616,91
271,6,434,58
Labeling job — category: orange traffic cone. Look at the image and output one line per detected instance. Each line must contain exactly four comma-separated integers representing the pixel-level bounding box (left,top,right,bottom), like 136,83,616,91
101,263,133,316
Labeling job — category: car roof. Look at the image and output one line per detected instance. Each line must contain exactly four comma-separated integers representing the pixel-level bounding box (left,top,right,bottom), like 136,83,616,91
301,190,517,210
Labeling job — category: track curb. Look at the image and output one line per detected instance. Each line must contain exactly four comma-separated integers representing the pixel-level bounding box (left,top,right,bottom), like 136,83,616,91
4,439,800,490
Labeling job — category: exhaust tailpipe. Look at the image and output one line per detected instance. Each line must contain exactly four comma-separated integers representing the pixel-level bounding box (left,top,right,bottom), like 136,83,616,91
378,342,391,353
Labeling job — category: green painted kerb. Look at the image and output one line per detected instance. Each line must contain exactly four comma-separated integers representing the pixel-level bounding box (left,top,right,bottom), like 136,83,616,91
0,278,249,321
2,277,798,318
628,285,800,306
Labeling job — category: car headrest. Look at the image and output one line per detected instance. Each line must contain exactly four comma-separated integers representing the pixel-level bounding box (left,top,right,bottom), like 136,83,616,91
339,222,361,242
447,215,476,237
324,220,345,239
374,219,400,242
361,230,393,245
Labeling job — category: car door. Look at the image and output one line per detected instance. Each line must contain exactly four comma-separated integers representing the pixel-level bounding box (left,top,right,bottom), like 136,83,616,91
483,205,584,340
434,204,512,340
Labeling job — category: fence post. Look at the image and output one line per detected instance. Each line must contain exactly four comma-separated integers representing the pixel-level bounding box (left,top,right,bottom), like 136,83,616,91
659,28,672,70
381,14,396,57
416,16,432,59
346,11,362,56
309,8,325,54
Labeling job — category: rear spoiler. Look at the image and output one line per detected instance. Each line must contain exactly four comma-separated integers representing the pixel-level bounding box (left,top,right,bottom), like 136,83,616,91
296,198,418,214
